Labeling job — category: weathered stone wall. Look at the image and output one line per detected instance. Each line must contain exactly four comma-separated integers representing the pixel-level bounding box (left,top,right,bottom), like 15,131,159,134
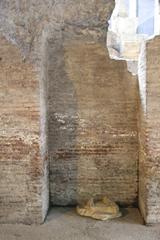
138,36,160,224
138,40,147,222
47,26,139,206
0,0,115,224
0,0,115,61
0,0,140,223
0,37,48,224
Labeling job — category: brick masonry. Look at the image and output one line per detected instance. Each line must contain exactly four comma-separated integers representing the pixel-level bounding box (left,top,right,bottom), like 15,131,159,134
0,37,48,224
0,0,118,224
47,28,139,206
1,0,160,225
138,36,160,224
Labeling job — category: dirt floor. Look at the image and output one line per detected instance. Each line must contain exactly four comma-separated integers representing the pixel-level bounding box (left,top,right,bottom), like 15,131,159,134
0,208,160,240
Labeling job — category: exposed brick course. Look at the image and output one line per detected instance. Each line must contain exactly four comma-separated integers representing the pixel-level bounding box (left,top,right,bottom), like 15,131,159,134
47,33,139,206
138,36,160,224
1,0,160,225
0,37,48,224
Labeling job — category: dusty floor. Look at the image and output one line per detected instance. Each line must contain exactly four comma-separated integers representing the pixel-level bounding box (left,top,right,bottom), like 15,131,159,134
0,208,160,240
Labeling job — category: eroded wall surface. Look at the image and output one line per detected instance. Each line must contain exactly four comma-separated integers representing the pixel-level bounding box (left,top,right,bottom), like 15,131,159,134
47,27,139,206
0,37,48,224
0,0,140,223
139,36,160,224
0,0,115,223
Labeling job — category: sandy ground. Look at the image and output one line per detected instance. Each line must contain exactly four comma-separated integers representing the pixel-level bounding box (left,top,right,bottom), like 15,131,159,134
0,208,160,240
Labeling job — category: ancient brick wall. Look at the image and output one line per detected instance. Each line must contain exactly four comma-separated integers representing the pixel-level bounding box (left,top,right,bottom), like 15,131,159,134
0,0,141,223
0,0,117,224
47,27,139,206
138,36,160,224
138,40,147,222
0,37,48,224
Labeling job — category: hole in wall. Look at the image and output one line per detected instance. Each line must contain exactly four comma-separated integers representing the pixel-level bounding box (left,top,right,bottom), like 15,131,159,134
107,0,160,75
106,0,160,224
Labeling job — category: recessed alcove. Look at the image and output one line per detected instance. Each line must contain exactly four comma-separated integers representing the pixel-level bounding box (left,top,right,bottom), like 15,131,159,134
1,0,160,229
41,25,139,210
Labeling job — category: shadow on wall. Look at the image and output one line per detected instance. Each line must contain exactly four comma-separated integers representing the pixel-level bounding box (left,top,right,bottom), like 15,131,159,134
45,26,139,207
46,31,79,206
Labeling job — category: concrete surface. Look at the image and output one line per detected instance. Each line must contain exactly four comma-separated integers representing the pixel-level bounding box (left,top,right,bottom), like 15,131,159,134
0,207,160,240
